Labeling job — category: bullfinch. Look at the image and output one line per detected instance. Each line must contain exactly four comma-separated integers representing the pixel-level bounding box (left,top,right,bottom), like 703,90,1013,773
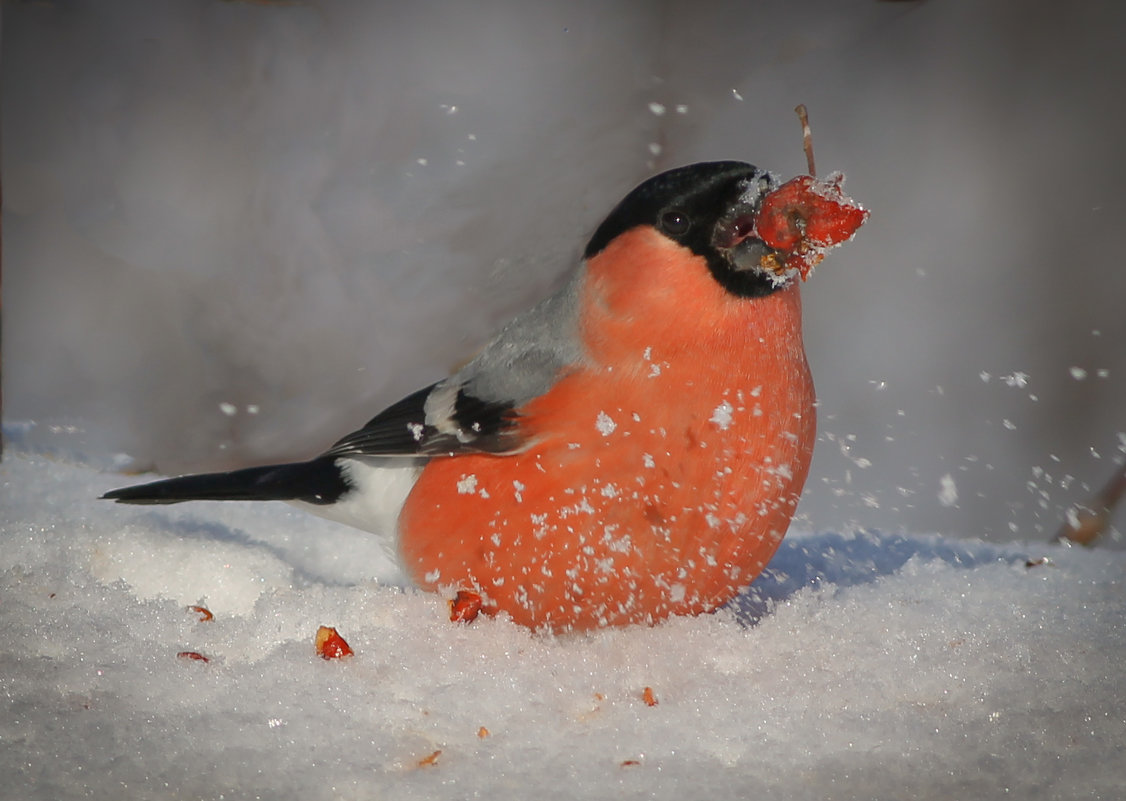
104,160,868,632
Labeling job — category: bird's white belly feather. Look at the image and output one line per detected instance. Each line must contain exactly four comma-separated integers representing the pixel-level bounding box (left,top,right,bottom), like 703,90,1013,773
288,457,422,576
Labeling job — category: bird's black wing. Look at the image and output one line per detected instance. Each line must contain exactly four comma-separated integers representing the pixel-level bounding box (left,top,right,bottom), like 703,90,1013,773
325,272,585,461
322,383,525,458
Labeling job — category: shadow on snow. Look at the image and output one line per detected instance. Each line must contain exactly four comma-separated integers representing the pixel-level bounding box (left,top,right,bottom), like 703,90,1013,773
726,530,1025,625
135,505,1026,627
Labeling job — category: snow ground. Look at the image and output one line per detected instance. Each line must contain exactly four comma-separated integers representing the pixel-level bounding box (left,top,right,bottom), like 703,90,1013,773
3,446,1123,800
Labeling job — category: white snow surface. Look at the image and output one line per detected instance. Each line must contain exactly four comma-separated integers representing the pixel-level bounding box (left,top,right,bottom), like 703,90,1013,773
3,448,1124,800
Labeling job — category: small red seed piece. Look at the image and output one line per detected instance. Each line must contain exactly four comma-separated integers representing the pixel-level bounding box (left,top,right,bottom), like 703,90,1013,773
188,605,214,622
449,590,484,623
642,686,658,707
418,749,442,767
177,651,210,663
314,625,354,659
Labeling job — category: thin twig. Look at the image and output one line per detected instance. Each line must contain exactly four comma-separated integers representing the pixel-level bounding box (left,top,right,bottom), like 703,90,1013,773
795,104,816,176
1054,459,1126,546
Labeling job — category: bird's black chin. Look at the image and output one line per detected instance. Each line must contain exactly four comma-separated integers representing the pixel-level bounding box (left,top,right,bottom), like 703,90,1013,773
704,238,795,298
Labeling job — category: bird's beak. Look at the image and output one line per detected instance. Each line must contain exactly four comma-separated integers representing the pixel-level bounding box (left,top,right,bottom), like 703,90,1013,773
714,207,783,278
712,172,790,279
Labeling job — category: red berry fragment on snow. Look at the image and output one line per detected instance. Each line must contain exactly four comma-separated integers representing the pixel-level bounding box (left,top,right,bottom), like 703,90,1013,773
755,173,869,281
177,650,210,663
641,686,659,707
314,625,354,659
188,605,214,622
448,590,485,623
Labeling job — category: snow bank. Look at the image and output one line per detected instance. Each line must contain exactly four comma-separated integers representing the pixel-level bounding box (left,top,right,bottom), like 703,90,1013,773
3,449,1122,800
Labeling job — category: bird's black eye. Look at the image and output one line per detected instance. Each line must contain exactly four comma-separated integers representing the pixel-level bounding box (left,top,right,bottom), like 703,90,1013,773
659,210,691,236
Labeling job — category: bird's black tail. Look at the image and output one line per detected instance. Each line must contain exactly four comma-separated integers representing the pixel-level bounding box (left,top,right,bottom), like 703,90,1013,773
101,457,349,506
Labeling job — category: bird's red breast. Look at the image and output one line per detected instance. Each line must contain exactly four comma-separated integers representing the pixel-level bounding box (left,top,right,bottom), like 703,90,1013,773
397,226,815,632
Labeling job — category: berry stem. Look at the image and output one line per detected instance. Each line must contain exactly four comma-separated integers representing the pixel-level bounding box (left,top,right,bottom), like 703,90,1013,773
795,104,816,177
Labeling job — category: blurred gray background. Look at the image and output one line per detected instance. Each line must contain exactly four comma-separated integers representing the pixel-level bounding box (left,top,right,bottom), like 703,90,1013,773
4,0,1125,542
